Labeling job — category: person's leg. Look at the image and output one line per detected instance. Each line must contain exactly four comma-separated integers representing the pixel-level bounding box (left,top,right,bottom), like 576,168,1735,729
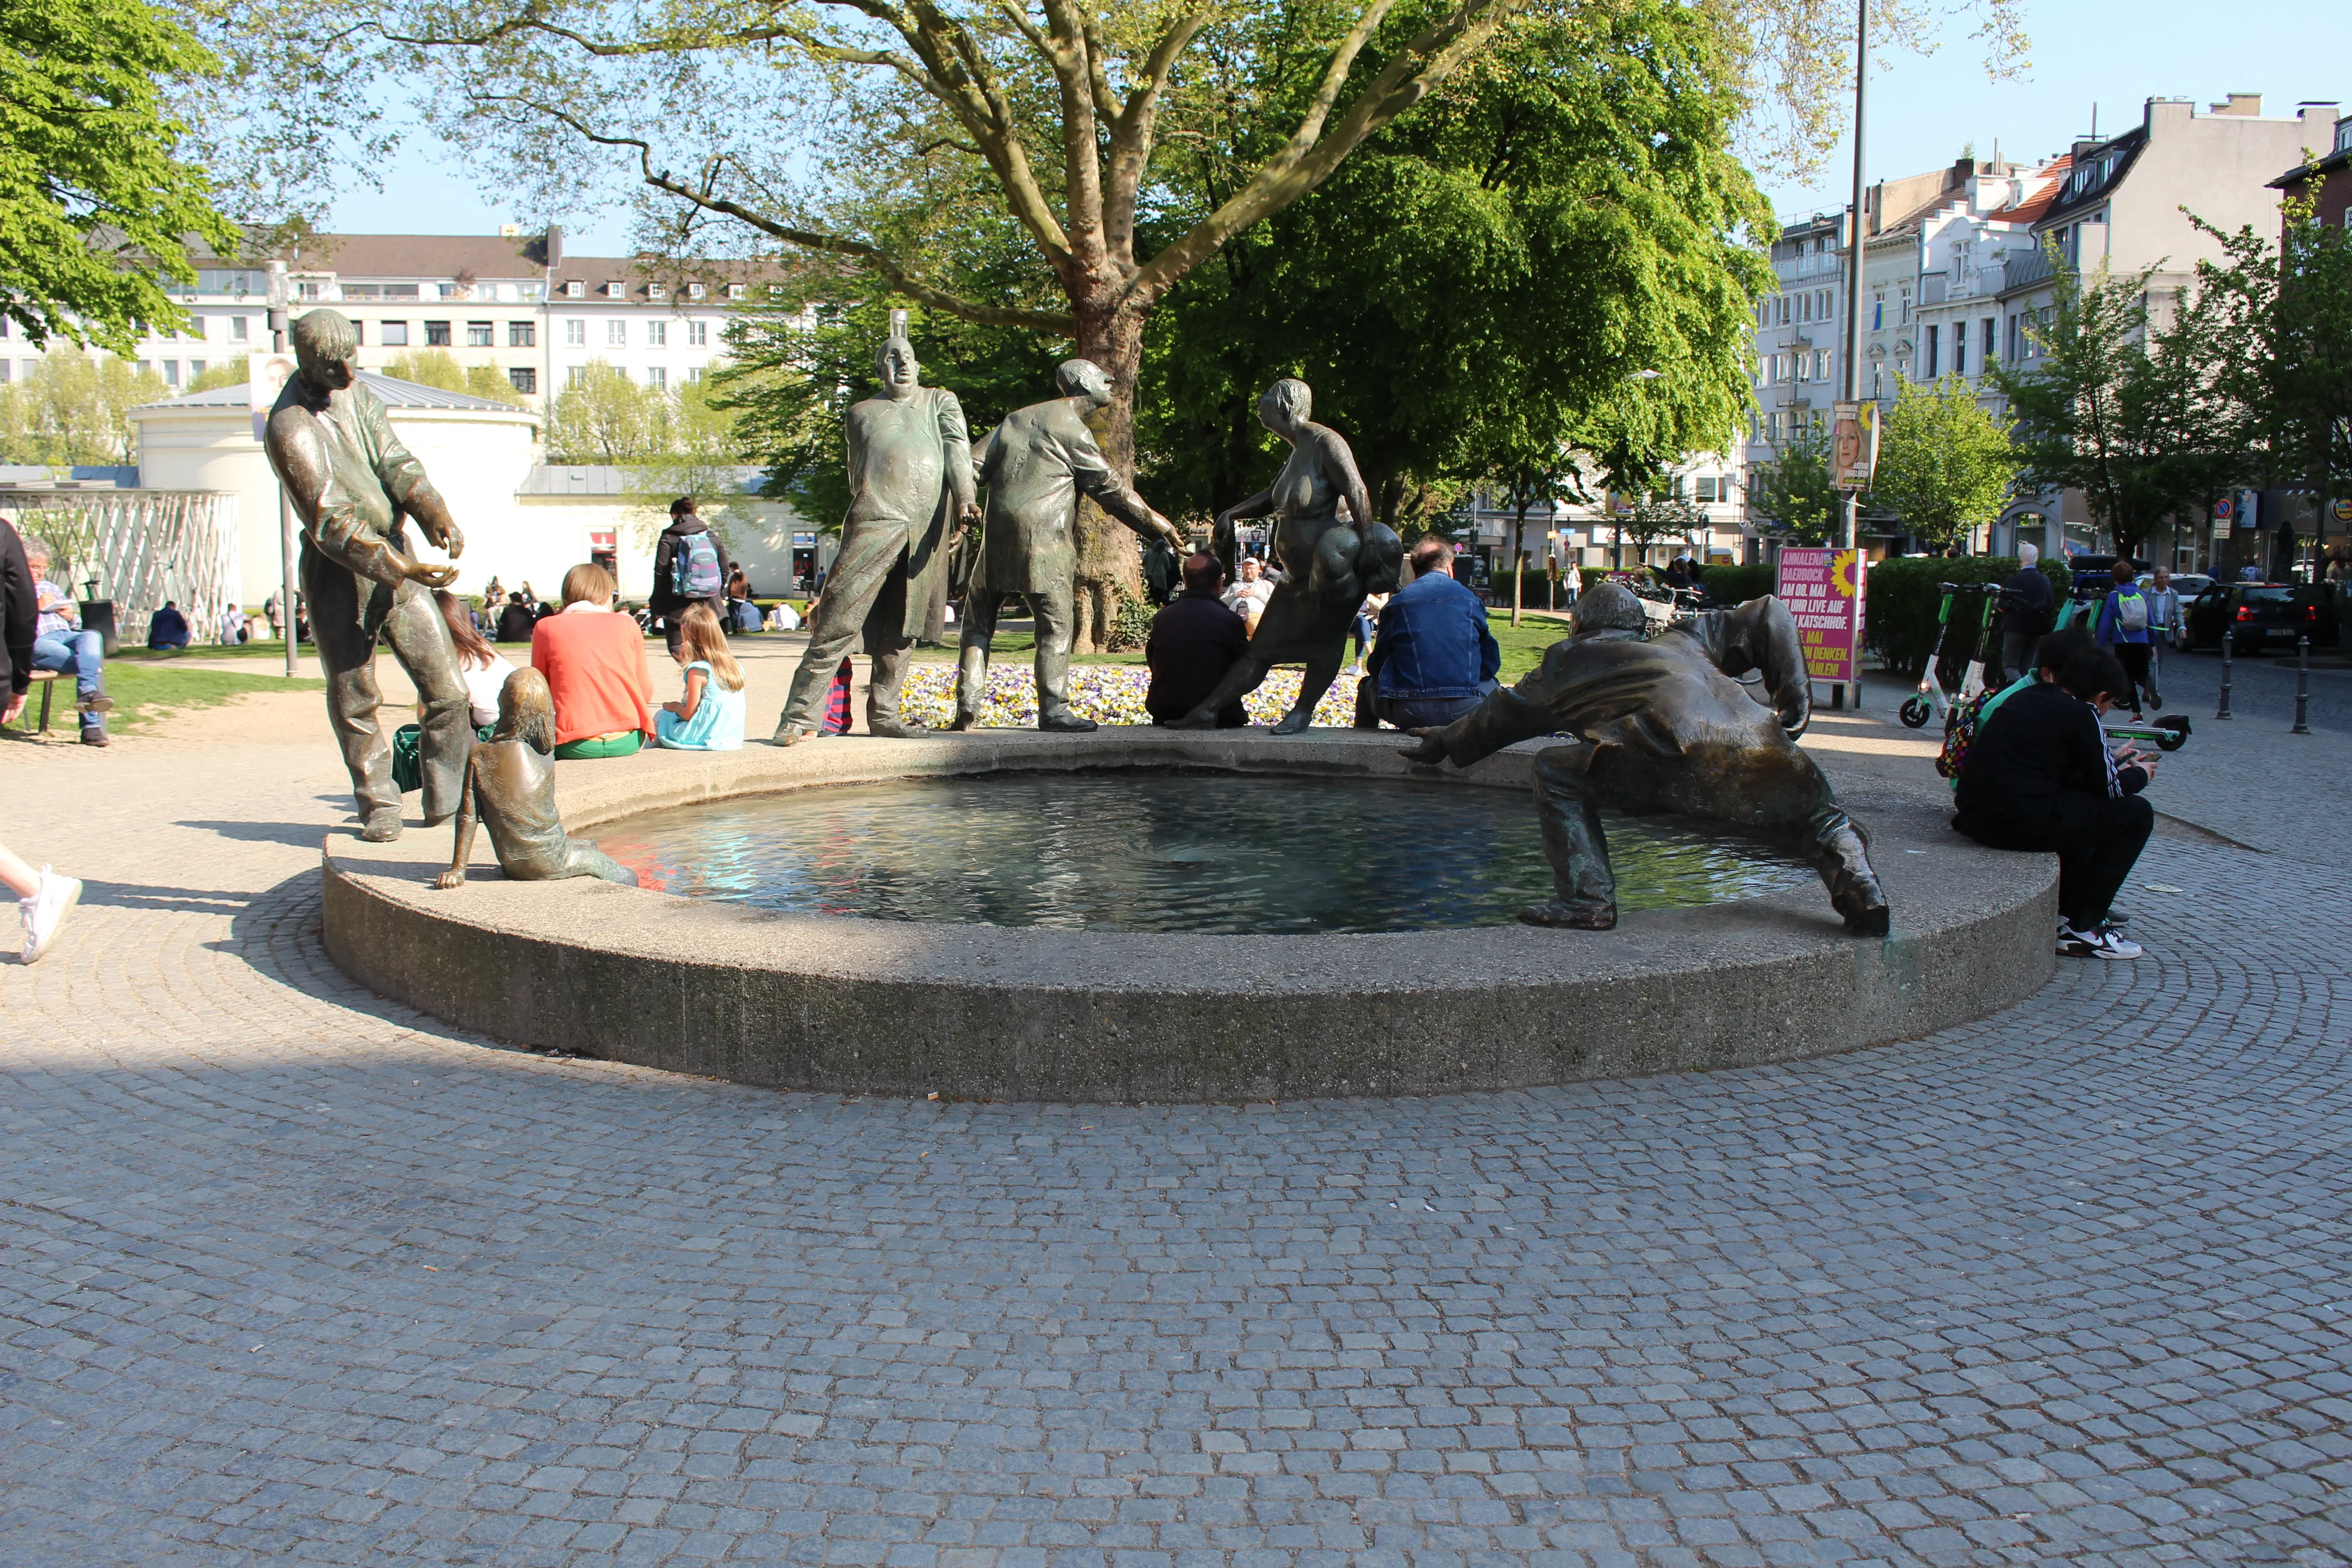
302,550,403,838
0,839,42,899
1353,675,1380,729
2001,630,2037,686
1524,741,1617,928
1167,654,1275,729
1028,584,1088,731
663,616,685,658
380,581,476,823
8,835,80,964
952,591,1003,727
2066,794,2154,933
775,522,905,738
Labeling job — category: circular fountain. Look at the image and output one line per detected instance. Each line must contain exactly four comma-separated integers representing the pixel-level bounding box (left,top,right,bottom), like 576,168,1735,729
322,728,2054,1101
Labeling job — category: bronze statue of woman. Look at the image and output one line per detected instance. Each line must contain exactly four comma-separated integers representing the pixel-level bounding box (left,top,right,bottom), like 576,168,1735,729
1170,378,1402,734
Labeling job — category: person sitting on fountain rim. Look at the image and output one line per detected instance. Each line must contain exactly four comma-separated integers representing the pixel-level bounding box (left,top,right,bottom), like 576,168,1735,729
1950,643,2154,961
1145,553,1250,728
1353,535,1498,730
1397,580,1890,935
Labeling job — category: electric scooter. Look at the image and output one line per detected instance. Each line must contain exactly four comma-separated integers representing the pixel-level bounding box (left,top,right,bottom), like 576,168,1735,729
1899,582,2003,729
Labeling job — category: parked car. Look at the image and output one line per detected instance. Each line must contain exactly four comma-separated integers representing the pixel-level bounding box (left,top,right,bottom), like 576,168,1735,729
2176,582,2340,652
2068,555,2152,601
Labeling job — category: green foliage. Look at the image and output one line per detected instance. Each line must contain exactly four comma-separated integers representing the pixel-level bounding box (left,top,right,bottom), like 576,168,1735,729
1749,423,1839,545
184,362,245,394
711,295,1063,529
1861,555,2069,679
1869,375,2019,547
0,353,170,463
1701,562,1774,606
1105,583,1155,654
1139,0,1772,519
1612,495,1709,567
377,348,526,406
1,0,237,354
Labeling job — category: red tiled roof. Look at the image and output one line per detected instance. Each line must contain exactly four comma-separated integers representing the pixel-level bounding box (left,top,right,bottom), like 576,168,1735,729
1989,157,2073,224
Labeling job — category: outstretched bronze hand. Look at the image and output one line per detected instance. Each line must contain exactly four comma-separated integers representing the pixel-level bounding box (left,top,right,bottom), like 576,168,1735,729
1397,727,1447,765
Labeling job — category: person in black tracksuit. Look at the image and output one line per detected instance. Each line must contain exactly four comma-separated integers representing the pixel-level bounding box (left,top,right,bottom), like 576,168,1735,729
647,498,731,657
1953,645,2156,956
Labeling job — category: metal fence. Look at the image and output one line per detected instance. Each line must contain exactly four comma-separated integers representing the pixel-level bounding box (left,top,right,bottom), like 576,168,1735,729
1,490,241,645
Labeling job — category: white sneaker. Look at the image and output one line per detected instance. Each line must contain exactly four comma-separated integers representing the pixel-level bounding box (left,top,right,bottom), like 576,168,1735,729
2058,924,2141,960
20,868,82,965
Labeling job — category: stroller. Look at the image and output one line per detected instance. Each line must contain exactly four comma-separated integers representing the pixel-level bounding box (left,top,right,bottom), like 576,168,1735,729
1899,582,2004,729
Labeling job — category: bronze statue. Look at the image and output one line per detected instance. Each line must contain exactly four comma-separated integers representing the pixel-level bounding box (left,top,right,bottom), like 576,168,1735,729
953,359,1186,733
264,308,473,841
1169,378,1402,734
434,668,638,889
1401,582,1890,934
773,314,975,743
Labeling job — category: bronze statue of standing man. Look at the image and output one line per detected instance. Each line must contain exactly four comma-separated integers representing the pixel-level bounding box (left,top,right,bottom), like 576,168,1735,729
264,308,473,842
774,315,975,743
953,359,1184,732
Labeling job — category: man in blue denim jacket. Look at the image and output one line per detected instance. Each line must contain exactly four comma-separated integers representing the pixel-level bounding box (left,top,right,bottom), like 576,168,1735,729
1353,536,1500,729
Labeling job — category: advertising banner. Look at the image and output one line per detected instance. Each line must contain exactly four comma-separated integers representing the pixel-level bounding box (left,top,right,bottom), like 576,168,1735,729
1775,546,1865,684
1832,400,1880,490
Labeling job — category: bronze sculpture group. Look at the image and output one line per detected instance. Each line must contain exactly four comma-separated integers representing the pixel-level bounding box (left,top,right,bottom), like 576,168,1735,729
273,304,1886,936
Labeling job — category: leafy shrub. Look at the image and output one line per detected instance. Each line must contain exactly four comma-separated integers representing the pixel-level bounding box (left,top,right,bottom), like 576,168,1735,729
1699,563,1774,606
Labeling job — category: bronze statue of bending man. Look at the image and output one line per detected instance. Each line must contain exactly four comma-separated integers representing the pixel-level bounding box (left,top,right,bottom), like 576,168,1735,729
1401,582,1891,934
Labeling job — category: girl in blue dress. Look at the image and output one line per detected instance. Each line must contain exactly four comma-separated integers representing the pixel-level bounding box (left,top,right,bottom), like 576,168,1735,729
655,602,748,750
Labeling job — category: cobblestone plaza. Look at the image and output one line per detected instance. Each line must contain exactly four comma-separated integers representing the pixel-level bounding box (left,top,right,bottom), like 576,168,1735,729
4,646,2348,1567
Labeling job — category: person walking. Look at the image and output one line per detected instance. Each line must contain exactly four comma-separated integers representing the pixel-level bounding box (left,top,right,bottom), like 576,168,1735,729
2092,559,2158,717
648,497,731,658
1998,542,2056,687
2142,567,2182,699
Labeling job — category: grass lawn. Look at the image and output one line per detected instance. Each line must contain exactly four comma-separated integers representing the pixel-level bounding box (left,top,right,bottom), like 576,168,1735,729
47,664,324,734
112,639,302,664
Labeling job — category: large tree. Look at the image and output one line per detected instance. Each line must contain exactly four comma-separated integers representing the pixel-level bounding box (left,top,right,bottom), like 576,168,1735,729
1868,374,2017,549
1,0,237,352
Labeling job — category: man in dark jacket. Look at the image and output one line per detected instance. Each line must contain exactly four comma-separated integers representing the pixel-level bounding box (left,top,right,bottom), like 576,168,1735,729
1953,644,2155,959
2,515,37,723
1996,542,2056,684
1146,554,1250,727
649,497,730,656
1354,536,1499,729
495,592,537,643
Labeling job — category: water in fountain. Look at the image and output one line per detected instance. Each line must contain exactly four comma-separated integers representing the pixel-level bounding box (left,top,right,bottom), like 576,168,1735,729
592,772,1813,934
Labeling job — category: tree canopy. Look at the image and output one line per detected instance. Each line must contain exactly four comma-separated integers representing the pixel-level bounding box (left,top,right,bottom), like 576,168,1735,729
0,0,237,353
1868,374,2017,548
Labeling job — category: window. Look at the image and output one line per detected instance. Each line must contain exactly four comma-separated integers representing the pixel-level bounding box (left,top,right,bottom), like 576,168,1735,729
647,283,667,300
352,321,364,346
509,321,535,348
1777,296,1790,325
425,320,451,346
1871,365,1883,397
136,360,151,377
381,321,410,346
566,366,586,389
466,321,494,347
1793,353,1808,383
688,320,708,347
564,319,585,347
1872,298,1884,330
564,279,584,298
191,316,210,340
162,360,180,386
439,283,462,299
1982,318,1997,365
647,320,667,348
685,366,703,383
606,319,626,347
1925,324,1940,377
646,367,667,390
1814,350,1830,381
1695,476,1720,503
1954,326,1967,374
508,367,537,395
1798,293,1811,323
728,283,746,300
688,283,706,299
189,359,206,380
605,279,626,297
231,316,249,342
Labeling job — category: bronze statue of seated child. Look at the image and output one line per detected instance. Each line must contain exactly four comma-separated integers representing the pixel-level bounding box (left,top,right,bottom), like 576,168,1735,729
434,667,639,890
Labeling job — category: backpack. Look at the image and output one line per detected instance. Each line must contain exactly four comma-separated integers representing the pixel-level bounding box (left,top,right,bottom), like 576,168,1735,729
1936,688,1989,783
671,529,723,599
2114,588,2148,633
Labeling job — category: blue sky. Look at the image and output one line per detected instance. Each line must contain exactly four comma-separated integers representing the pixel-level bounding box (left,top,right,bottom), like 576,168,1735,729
328,2,2349,252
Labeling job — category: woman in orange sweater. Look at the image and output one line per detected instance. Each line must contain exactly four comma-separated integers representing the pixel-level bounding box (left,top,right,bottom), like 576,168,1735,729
531,562,654,759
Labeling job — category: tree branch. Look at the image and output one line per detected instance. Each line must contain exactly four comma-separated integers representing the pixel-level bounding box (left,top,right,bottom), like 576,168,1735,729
473,97,1073,334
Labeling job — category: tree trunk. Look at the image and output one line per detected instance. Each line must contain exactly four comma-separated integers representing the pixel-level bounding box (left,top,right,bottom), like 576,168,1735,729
1069,295,1151,653
1509,514,1525,627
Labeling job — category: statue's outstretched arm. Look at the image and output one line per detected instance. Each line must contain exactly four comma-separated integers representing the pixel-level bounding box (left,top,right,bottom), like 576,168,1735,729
1401,647,1577,767
1688,595,1810,735
266,407,447,590
433,756,480,889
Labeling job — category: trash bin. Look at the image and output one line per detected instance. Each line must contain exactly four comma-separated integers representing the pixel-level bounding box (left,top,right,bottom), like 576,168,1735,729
80,600,118,657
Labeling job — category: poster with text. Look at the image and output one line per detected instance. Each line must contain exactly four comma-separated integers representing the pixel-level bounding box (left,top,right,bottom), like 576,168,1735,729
1775,547,1864,683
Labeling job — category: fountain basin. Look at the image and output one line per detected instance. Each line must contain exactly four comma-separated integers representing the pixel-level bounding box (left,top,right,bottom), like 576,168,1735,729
321,729,2055,1101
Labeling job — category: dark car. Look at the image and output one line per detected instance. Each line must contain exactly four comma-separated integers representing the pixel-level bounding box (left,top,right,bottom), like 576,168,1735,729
2178,582,2340,652
2068,555,2152,602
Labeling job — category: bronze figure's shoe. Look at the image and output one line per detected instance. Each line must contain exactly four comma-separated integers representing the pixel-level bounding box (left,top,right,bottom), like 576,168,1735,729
1039,712,1097,734
1162,711,1218,730
358,807,403,843
772,722,816,746
1269,709,1313,735
1813,823,1891,936
1518,900,1616,930
866,715,930,739
947,711,979,732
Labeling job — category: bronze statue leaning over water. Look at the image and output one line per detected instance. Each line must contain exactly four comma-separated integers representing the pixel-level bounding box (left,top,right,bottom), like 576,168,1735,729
1169,378,1402,735
1401,582,1890,935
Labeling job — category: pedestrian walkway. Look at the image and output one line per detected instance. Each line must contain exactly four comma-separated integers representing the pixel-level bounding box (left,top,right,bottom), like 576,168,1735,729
1,685,2347,1568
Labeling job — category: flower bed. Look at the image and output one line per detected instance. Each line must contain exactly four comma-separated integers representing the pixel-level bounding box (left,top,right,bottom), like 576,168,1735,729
900,663,1365,730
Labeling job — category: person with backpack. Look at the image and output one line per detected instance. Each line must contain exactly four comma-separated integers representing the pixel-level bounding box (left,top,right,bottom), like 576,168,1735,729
649,496,730,657
2092,559,2157,717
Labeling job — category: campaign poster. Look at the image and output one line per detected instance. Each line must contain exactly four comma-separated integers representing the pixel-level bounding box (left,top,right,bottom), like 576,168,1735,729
1775,546,1864,683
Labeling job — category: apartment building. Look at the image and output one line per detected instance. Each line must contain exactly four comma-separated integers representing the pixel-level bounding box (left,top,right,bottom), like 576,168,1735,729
0,228,779,408
1907,154,2071,392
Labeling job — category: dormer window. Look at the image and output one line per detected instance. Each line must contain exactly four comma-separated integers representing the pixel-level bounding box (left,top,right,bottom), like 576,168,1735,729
647,283,667,300
562,279,583,297
605,279,626,297
687,282,706,299
727,283,746,300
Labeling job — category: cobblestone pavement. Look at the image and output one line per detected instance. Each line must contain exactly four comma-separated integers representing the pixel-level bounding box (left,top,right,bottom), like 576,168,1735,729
3,686,2349,1568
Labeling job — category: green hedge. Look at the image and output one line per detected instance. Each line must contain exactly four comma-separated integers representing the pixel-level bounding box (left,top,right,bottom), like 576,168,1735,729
1862,556,2073,679
1698,563,1774,606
